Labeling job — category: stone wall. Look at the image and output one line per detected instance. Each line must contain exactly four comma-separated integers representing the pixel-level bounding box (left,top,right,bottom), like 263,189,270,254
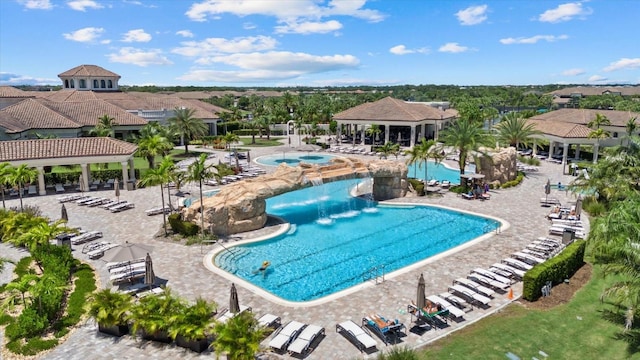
476,147,518,184
182,158,407,236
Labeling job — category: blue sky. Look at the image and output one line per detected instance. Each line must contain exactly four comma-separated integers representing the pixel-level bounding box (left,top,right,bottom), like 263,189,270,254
1,0,639,87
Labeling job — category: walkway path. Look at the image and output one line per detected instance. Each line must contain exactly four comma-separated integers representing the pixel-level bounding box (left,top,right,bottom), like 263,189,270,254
0,144,583,360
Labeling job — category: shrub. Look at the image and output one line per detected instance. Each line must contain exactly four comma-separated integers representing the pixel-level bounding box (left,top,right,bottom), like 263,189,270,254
14,256,34,277
582,196,606,216
6,308,48,340
501,172,525,189
407,178,425,196
522,240,586,301
377,346,420,360
6,337,58,356
168,213,200,237
54,263,96,331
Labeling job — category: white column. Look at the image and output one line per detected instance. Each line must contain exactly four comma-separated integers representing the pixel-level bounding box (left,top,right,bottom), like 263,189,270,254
384,125,390,144
575,144,581,159
562,143,569,174
36,166,46,196
353,124,357,146
80,164,89,192
532,140,538,156
548,142,554,159
410,125,416,148
593,143,599,163
121,162,129,185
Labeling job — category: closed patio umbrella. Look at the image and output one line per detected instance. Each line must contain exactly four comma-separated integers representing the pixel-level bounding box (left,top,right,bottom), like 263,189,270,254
417,273,426,310
103,242,153,263
575,195,583,219
544,179,551,202
61,203,68,222
78,175,87,193
144,253,155,288
229,283,240,314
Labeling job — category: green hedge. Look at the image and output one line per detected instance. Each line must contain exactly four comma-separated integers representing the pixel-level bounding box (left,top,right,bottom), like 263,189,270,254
501,171,525,189
522,240,586,301
43,169,140,185
168,213,200,237
407,178,425,196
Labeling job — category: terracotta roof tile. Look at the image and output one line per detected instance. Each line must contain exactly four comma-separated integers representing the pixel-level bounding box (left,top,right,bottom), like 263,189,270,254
0,86,33,98
529,108,640,127
333,97,456,122
549,86,640,97
0,99,81,133
0,138,138,162
41,99,148,126
58,65,121,78
526,119,592,138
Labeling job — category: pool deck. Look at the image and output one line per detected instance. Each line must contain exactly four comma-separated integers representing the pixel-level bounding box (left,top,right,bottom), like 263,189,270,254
0,143,585,360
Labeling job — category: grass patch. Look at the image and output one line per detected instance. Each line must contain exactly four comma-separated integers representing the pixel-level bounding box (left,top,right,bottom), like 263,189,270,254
239,137,284,147
420,265,640,359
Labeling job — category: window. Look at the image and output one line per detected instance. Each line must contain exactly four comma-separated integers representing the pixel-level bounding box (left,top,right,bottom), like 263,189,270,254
70,79,75,88
79,79,86,88
100,80,106,88
613,132,618,138
108,80,113,88
64,79,69,88
93,80,99,88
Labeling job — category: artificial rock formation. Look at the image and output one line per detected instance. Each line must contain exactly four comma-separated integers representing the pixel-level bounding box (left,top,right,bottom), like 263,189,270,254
476,146,518,184
182,157,407,236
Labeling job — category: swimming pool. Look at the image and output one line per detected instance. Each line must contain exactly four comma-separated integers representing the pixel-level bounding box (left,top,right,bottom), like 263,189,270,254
255,153,338,166
182,189,220,207
406,160,473,185
214,179,499,303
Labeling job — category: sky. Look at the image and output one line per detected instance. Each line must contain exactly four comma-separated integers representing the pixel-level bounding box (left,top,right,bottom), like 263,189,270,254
1,0,639,87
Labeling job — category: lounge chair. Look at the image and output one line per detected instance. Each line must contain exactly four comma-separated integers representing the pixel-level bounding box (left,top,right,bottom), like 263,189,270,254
110,269,146,284
512,251,545,265
471,268,513,286
70,230,103,245
287,324,325,356
501,257,533,271
216,305,252,323
467,273,510,291
269,320,306,352
109,261,146,276
440,180,451,189
336,320,377,353
407,302,449,329
426,295,466,319
86,242,119,259
438,292,472,313
491,262,526,279
55,183,65,193
258,313,281,329
136,287,164,298
462,192,475,200
145,206,170,216
362,314,406,344
453,278,495,298
110,202,135,212
448,284,491,306
28,185,37,196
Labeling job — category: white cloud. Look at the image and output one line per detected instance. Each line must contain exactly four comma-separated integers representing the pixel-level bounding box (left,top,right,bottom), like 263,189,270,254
176,30,194,38
438,42,469,53
389,45,428,55
107,47,173,66
538,2,592,23
0,72,58,85
67,0,103,11
561,68,585,76
16,0,52,10
275,20,343,34
185,0,385,33
100,39,111,44
500,34,568,45
172,36,277,58
588,75,607,82
603,58,640,72
243,22,256,30
455,5,488,25
63,27,105,42
121,29,152,43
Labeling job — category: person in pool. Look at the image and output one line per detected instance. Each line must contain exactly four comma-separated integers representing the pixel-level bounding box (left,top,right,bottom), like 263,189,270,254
253,261,270,277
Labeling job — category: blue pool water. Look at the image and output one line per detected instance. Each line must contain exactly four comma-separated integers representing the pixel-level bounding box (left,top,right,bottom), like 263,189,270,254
214,179,497,302
407,160,471,185
183,189,219,207
255,153,338,166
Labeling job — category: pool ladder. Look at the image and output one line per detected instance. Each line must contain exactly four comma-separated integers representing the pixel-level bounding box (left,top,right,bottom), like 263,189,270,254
363,265,386,285
483,222,501,235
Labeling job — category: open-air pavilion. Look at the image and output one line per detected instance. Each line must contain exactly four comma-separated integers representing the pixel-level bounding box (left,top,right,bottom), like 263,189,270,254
332,97,458,147
0,137,138,195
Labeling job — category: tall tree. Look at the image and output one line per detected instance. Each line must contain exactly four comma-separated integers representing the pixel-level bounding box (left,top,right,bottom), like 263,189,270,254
139,156,174,236
0,162,12,209
213,311,266,360
91,114,118,137
405,139,438,182
624,117,638,146
16,219,72,252
187,154,215,239
439,119,493,175
494,112,542,149
137,133,174,169
168,107,208,154
587,113,611,130
8,164,38,211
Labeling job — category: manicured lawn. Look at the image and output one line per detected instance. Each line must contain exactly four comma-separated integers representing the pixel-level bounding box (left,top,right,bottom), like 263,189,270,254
238,137,284,147
419,265,639,360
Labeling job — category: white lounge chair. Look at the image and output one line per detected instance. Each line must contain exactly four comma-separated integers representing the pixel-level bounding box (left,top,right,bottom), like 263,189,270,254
426,295,466,319
145,207,170,216
491,263,526,279
55,183,65,193
512,251,545,265
453,278,495,298
287,324,325,356
336,320,377,353
448,284,491,306
110,202,135,212
472,268,513,285
70,230,103,245
502,257,533,271
258,314,281,329
439,292,472,313
217,305,251,323
86,242,119,259
28,185,37,196
467,273,510,291
269,320,306,352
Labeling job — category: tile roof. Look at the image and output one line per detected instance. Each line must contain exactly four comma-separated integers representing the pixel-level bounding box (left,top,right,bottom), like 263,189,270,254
333,96,457,122
41,99,148,126
96,92,226,118
0,99,81,133
35,90,100,102
528,108,640,127
549,86,640,97
0,86,33,98
58,65,121,78
0,138,138,162
526,119,593,138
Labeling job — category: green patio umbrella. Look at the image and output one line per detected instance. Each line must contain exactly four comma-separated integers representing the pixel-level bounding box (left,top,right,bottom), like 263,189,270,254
417,273,426,311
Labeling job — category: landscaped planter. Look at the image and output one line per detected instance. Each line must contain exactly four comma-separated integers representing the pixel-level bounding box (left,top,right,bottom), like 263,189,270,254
176,335,211,353
97,323,129,337
141,330,172,343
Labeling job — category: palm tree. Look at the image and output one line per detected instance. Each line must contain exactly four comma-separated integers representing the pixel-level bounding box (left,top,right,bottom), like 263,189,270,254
139,156,174,236
624,117,638,146
0,162,12,209
16,219,73,252
365,124,382,145
439,119,494,175
137,133,174,169
0,257,13,273
91,114,118,137
88,289,134,336
223,132,240,151
8,164,38,211
130,287,185,342
168,107,208,154
187,154,215,239
406,139,438,182
587,113,611,130
169,297,217,352
376,142,399,159
494,112,542,149
4,274,38,306
404,146,422,178
213,311,266,360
